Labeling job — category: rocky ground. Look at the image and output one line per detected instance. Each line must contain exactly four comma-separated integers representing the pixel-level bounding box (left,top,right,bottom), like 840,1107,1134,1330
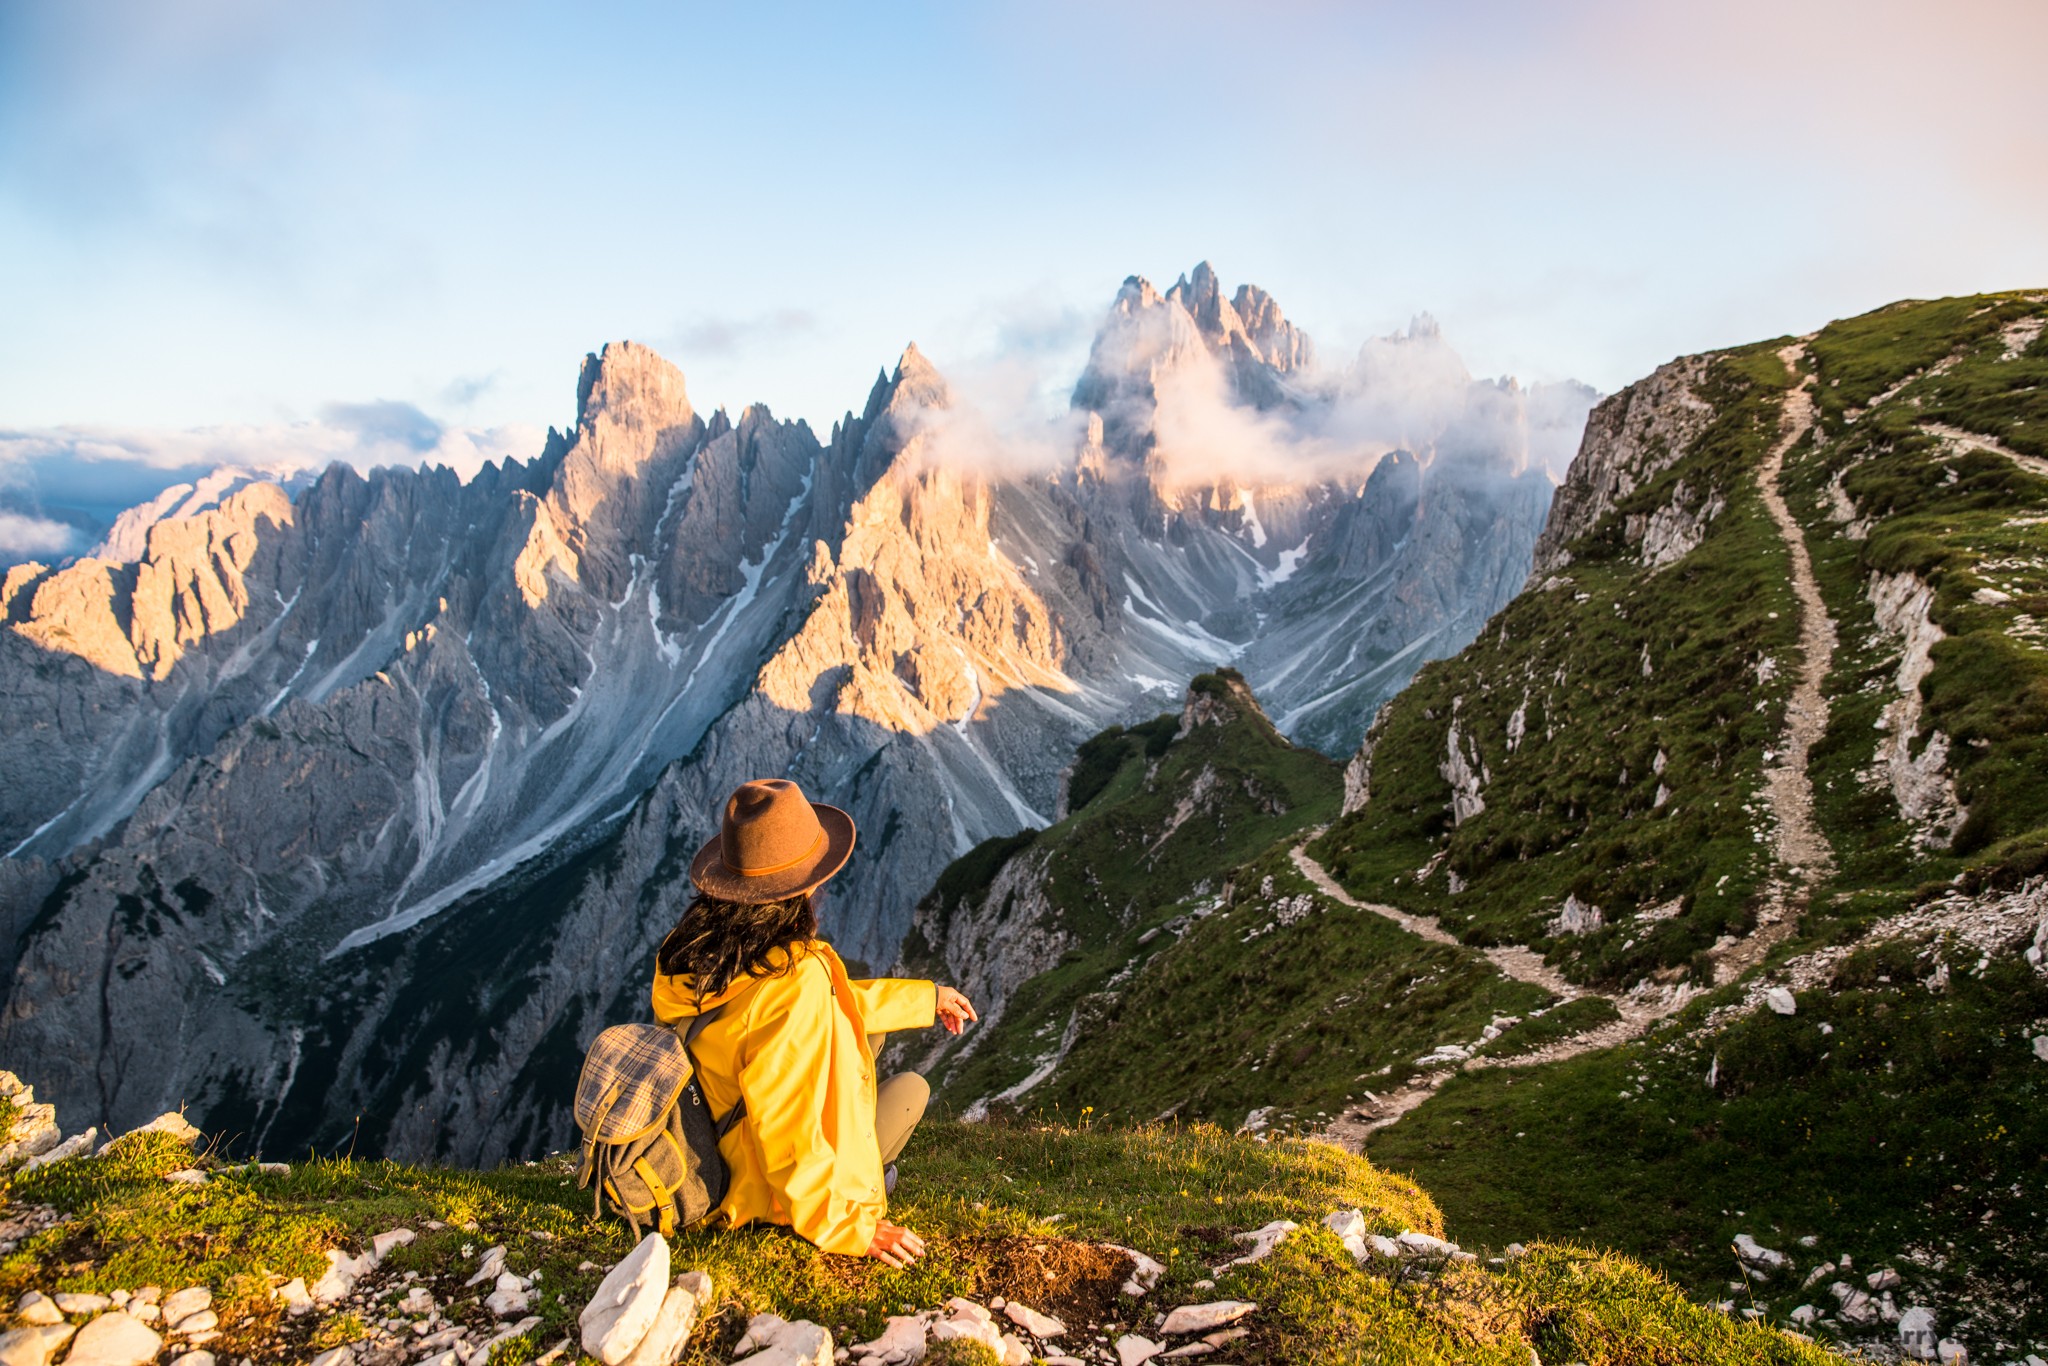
0,1070,1841,1366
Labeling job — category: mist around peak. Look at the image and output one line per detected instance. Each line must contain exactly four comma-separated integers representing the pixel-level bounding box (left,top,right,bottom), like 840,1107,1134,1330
904,263,1598,496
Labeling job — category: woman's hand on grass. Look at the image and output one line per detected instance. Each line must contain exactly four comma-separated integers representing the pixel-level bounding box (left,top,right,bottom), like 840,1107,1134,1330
935,985,978,1035
867,1219,926,1267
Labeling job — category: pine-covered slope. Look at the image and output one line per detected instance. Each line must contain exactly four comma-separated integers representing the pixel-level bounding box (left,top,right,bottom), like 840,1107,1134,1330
903,292,2048,1361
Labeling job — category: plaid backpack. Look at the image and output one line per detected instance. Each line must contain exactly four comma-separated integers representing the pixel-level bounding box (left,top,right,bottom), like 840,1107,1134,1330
574,1009,746,1237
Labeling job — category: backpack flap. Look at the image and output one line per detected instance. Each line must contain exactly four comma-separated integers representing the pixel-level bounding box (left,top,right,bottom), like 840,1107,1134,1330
574,1023,695,1145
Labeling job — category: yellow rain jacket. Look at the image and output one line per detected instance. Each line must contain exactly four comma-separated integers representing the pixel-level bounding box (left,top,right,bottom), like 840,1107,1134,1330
650,939,935,1255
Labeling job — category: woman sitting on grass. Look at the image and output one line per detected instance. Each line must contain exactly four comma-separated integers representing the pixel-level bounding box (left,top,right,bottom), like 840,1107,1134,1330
651,778,977,1267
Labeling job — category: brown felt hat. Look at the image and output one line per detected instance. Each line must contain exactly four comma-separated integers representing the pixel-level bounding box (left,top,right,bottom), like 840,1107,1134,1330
690,778,855,903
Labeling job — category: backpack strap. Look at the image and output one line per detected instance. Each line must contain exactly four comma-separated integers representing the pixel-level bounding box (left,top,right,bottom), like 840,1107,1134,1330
678,1003,750,1136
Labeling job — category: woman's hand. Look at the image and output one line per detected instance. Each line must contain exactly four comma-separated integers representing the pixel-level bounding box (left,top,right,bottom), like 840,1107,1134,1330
867,1219,926,1267
935,985,978,1035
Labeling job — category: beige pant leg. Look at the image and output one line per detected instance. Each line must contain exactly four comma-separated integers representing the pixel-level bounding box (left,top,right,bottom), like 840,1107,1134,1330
866,1032,929,1165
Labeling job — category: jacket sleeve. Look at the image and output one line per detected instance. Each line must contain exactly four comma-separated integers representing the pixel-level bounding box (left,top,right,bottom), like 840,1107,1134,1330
737,962,882,1256
847,977,937,1036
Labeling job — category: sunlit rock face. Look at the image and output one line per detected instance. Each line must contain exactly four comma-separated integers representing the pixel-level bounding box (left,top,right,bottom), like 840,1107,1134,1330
0,266,1590,1161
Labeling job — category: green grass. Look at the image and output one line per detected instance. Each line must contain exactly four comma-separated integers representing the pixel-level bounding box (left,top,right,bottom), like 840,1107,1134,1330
959,843,1555,1131
1368,939,2048,1350
0,1121,1842,1365
1311,341,1805,991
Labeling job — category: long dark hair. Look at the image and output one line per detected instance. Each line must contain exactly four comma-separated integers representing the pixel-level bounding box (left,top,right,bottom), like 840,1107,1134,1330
656,891,819,1001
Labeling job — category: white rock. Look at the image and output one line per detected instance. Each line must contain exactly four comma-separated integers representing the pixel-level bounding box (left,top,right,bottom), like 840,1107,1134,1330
13,1295,63,1327
0,1324,74,1366
313,1248,375,1306
1800,1262,1835,1289
579,1232,670,1366
732,1312,788,1357
1115,1335,1163,1366
847,1316,925,1362
466,1246,509,1287
1107,1245,1165,1297
1733,1234,1788,1273
2034,1035,2048,1063
1937,1340,1967,1366
1214,1221,1295,1271
619,1281,701,1366
1765,987,1797,1016
1394,1231,1457,1259
106,1113,201,1151
1202,1328,1248,1347
740,1321,832,1366
52,1295,111,1316
0,1103,60,1164
996,1335,1030,1366
1159,1303,1255,1337
401,1286,436,1315
930,1315,1003,1354
1897,1306,1938,1360
163,1170,208,1186
486,1283,531,1319
170,1353,216,1366
160,1289,211,1325
372,1229,417,1261
169,1311,218,1335
1002,1301,1064,1338
19,1129,96,1173
417,1352,459,1366
943,1298,992,1325
1788,1304,1818,1325
1321,1210,1367,1241
273,1278,313,1315
1867,1267,1901,1291
308,1349,355,1366
58,1313,160,1366
484,1317,546,1355
1162,1348,1212,1361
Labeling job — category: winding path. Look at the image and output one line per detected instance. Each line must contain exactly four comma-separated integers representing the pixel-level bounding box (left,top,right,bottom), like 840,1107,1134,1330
1299,353,1842,1146
1921,421,2048,481
1291,842,1691,1147
1723,343,1836,983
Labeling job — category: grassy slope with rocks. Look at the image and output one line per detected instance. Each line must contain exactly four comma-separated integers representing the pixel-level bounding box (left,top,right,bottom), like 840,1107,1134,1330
0,1118,1843,1366
1321,291,2048,1359
899,672,1617,1132
900,292,2048,1361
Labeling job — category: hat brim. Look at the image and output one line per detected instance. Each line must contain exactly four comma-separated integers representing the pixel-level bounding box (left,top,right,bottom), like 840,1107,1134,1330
689,801,856,903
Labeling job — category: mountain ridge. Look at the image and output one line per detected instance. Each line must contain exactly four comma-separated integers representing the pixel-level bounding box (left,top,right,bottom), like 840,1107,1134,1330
0,265,1579,1162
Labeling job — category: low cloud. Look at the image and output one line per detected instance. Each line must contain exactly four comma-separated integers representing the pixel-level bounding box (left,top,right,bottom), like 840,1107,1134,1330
0,511,85,561
666,309,816,359
0,412,544,567
906,290,1597,494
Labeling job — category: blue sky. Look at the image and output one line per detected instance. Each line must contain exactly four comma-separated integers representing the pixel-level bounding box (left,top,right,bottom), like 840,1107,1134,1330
2,0,2045,541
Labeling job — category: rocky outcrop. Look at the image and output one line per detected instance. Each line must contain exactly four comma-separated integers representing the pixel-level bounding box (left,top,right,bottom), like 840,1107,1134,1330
1866,571,1967,848
1530,356,1716,580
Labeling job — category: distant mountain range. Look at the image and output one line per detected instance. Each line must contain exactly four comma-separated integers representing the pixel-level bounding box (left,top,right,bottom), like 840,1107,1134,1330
0,263,1586,1161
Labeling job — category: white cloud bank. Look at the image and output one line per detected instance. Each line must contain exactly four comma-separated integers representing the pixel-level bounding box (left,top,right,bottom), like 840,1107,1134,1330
0,405,544,567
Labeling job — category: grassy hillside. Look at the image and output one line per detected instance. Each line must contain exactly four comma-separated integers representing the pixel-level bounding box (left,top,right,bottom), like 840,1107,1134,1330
1314,291,2048,1356
900,291,2048,1361
0,1121,1842,1365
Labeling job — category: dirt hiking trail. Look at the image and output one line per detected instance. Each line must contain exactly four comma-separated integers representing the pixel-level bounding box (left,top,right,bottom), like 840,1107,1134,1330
1297,352,1840,1148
